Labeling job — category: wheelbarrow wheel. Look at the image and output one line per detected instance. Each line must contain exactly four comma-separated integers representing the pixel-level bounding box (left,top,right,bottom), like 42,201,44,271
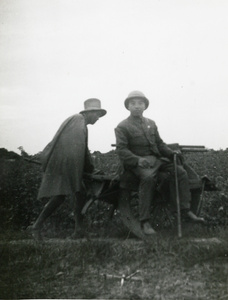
118,189,147,239
118,188,175,239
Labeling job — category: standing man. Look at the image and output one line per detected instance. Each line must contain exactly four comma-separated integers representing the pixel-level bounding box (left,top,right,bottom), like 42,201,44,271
115,91,204,235
28,98,106,240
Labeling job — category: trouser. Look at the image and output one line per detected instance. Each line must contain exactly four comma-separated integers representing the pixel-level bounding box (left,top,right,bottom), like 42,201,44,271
131,156,191,222
33,192,85,230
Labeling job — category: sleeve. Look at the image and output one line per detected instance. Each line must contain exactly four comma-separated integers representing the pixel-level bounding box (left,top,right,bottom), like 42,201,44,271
84,146,95,173
154,125,174,158
115,125,140,168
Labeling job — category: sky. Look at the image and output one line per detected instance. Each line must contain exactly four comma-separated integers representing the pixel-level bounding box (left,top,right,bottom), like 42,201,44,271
0,0,228,155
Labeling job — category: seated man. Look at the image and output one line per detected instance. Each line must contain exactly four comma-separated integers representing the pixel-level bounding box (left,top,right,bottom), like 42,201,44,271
115,91,204,235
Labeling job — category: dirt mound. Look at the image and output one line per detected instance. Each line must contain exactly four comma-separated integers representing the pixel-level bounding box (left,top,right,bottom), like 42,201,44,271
0,148,21,160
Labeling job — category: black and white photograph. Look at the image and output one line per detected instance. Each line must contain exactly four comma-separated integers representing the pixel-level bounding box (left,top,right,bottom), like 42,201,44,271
1,0,228,299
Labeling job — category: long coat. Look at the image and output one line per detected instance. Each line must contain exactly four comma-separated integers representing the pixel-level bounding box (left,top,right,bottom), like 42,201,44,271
37,113,94,199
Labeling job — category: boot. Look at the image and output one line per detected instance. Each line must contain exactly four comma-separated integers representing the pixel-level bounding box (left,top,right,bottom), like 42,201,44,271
185,210,205,223
141,221,156,235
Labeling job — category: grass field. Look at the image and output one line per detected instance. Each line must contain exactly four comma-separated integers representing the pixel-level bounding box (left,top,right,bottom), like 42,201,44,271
1,148,228,299
1,226,228,299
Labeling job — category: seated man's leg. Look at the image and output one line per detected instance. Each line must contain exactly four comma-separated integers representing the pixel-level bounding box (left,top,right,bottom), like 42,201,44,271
132,160,162,234
138,169,157,221
171,165,205,222
175,165,191,211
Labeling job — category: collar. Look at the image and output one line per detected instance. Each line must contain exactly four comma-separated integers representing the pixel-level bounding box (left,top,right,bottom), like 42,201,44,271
128,115,144,123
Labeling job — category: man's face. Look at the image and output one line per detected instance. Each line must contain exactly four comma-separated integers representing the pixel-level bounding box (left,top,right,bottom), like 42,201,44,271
128,98,146,117
86,111,101,124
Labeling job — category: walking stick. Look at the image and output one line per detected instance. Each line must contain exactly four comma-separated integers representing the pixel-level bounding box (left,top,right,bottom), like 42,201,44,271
174,153,182,238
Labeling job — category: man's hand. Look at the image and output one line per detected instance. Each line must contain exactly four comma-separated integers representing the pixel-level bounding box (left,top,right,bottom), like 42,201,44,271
138,157,150,168
173,150,182,156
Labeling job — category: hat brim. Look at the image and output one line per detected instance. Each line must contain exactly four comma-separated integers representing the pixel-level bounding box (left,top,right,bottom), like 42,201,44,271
124,97,149,110
80,108,107,117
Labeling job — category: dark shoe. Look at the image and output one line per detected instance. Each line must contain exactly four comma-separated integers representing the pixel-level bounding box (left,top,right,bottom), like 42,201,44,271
142,221,156,235
27,225,43,241
185,211,206,223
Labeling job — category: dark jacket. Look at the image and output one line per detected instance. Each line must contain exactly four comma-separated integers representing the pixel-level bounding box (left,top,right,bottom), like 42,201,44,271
115,115,173,169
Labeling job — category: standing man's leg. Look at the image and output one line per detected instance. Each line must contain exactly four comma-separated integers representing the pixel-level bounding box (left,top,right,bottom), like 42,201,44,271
72,191,86,238
28,195,65,239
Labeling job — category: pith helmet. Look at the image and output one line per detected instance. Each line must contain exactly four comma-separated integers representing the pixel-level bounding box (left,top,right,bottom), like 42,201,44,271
80,98,107,117
124,91,149,110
